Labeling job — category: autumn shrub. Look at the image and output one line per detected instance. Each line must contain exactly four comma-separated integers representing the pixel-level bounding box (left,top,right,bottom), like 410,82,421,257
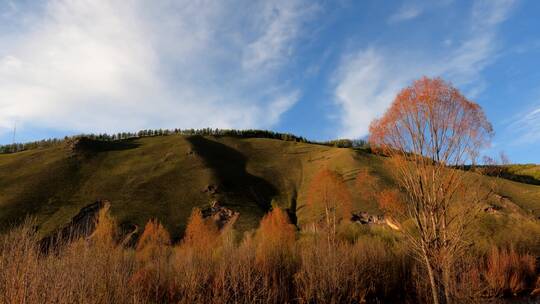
182,208,220,251
169,208,221,303
254,207,297,303
306,168,352,243
89,202,117,246
295,234,409,303
212,232,265,303
0,217,138,304
0,221,41,303
436,245,540,303
484,246,536,296
133,219,172,302
2,211,538,303
377,189,405,217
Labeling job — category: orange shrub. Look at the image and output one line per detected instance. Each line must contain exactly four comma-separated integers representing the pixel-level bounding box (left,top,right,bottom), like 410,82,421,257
90,203,117,246
307,168,352,239
485,246,536,296
255,207,297,302
255,207,296,266
133,219,172,302
182,208,219,251
136,219,171,262
377,189,405,217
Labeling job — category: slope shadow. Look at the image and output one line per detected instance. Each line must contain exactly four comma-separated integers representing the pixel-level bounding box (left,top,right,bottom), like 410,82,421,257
0,157,84,233
499,172,540,186
186,136,277,211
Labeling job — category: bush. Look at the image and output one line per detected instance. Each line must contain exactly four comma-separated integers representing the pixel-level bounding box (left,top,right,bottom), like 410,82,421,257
1,213,537,303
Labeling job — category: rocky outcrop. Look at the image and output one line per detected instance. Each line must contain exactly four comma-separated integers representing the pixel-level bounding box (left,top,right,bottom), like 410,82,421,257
202,184,220,195
40,200,111,252
484,204,502,214
201,201,239,229
351,212,386,225
351,212,400,230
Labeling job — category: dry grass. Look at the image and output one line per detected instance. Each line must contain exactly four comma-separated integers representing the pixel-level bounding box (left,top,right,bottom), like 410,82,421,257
448,247,538,302
485,247,537,297
0,209,538,304
295,235,410,303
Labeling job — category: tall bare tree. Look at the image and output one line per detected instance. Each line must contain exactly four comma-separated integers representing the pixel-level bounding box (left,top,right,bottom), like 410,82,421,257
369,77,493,304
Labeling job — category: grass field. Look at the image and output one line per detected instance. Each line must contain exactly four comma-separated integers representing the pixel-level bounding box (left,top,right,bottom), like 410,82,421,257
1,135,539,242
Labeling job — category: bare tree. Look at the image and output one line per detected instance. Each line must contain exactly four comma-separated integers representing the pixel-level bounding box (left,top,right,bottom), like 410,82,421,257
369,77,493,304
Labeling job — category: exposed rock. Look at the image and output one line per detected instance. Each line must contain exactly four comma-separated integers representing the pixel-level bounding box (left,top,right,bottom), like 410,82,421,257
40,200,111,252
484,204,502,214
202,184,219,195
351,212,385,225
351,212,400,230
201,201,239,229
493,193,511,203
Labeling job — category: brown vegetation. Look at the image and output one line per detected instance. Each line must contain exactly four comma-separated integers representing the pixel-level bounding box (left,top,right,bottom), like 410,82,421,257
369,77,494,304
306,168,352,242
0,207,538,303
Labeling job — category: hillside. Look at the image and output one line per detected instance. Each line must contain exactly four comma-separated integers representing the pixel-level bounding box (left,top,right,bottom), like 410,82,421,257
1,135,539,241
505,164,540,184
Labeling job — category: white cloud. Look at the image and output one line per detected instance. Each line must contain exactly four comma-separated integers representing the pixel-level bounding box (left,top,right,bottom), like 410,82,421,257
334,49,406,137
242,1,317,71
334,0,516,139
0,0,314,136
388,5,422,24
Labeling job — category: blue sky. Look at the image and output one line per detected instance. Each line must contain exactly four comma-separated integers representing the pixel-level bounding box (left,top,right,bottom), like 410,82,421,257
0,0,539,163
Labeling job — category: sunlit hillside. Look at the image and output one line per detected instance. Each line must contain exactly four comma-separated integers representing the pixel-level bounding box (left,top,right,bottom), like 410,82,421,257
1,134,538,243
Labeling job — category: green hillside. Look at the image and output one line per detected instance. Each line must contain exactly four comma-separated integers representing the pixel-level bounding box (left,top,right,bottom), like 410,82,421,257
1,135,539,241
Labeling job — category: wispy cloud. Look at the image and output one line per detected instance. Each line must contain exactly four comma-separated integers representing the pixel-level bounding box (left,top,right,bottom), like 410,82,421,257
242,1,318,71
0,0,315,136
506,104,540,144
388,4,422,24
334,0,516,138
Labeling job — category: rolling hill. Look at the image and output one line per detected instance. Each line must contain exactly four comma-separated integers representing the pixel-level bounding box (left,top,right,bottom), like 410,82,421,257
1,134,539,242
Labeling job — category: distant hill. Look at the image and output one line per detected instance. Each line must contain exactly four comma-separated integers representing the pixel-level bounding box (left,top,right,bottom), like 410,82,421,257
1,134,539,241
505,164,540,184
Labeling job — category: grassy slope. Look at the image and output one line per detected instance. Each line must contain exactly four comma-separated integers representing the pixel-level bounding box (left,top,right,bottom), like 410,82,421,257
1,135,539,241
507,164,540,178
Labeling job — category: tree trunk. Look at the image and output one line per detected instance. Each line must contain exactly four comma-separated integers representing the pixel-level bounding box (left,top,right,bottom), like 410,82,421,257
442,265,452,304
423,250,442,304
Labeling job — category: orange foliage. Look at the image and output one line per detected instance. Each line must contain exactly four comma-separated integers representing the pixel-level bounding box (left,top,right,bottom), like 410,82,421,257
369,77,493,161
136,219,171,263
133,219,172,302
90,203,116,246
182,208,219,251
377,189,405,217
255,207,296,266
307,168,352,228
254,207,297,303
485,247,537,296
368,77,494,304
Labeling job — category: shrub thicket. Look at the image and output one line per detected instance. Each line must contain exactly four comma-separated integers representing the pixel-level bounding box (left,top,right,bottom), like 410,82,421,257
0,209,538,303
